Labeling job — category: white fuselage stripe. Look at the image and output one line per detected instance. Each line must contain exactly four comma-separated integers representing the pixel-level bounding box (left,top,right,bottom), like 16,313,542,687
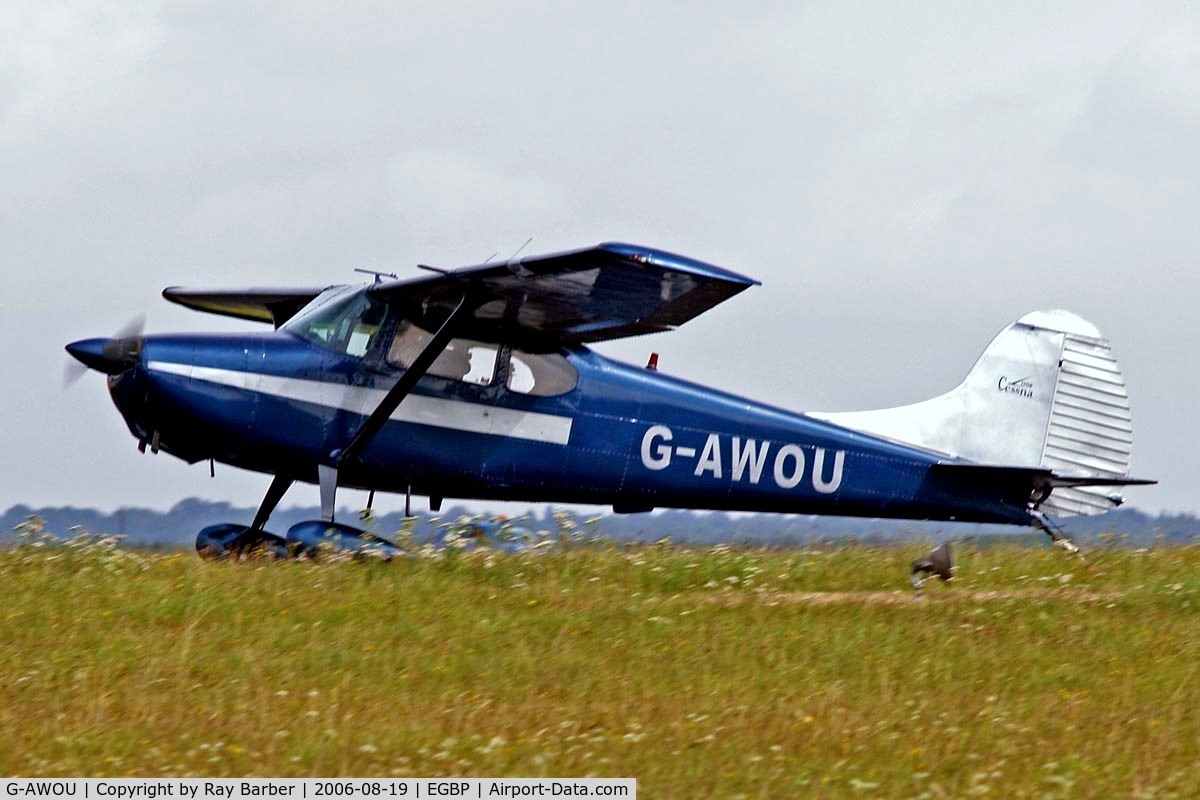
147,361,573,446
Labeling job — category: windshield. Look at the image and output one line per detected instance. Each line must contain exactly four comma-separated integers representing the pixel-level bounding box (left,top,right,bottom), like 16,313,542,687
284,286,388,357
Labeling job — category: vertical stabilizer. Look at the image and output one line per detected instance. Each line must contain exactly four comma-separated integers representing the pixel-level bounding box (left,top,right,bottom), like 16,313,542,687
810,310,1134,516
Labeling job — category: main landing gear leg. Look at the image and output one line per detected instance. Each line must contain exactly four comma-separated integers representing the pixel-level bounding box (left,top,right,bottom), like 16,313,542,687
1032,511,1080,554
252,475,294,532
318,464,338,523
234,474,293,554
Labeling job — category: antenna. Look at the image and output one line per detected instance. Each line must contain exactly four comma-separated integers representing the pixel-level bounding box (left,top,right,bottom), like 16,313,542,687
353,268,398,284
505,237,535,278
508,237,533,263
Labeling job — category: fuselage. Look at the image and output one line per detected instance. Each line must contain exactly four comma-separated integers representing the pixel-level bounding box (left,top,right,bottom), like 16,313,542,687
101,288,1036,527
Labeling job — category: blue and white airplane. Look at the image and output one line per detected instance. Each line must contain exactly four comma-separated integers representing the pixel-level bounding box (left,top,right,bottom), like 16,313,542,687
65,243,1152,556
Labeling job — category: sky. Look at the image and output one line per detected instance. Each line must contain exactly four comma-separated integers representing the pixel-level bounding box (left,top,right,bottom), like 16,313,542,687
3,1,1196,517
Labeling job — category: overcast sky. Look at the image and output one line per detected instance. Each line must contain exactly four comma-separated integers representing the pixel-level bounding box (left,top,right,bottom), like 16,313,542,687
4,1,1196,518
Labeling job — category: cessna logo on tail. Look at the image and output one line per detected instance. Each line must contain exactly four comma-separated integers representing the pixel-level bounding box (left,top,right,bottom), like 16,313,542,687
640,425,845,494
997,376,1034,399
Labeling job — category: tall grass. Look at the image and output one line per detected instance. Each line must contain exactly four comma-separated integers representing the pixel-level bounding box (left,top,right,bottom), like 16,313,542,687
2,522,1198,798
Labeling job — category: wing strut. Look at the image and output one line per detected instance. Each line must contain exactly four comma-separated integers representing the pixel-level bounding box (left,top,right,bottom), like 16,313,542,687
319,290,474,522
251,474,294,532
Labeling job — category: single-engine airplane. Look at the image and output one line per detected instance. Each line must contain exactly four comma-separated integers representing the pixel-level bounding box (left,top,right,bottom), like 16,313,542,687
65,243,1153,557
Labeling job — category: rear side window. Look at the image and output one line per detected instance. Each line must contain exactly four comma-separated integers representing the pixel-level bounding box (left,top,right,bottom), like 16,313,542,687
507,350,577,396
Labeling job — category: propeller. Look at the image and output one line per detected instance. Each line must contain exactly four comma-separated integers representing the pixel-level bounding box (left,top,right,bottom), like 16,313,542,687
64,314,146,387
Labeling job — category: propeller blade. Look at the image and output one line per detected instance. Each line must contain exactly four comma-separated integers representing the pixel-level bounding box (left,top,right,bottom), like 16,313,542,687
113,314,145,341
63,358,90,388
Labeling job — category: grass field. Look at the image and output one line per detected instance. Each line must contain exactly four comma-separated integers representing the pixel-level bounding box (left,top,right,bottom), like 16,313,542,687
2,520,1198,798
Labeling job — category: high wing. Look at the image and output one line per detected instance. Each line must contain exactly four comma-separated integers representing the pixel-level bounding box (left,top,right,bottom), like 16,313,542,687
370,242,760,344
162,287,326,328
162,243,758,341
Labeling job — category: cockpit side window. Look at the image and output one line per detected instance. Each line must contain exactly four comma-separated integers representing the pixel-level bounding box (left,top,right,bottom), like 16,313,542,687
286,288,388,358
507,350,577,396
386,321,499,386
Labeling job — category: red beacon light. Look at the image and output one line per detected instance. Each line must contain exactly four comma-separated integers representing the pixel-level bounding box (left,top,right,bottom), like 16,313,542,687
646,352,659,371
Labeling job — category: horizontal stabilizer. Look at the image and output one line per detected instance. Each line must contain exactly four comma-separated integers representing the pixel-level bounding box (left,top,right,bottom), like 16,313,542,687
1043,473,1156,489
929,462,1156,516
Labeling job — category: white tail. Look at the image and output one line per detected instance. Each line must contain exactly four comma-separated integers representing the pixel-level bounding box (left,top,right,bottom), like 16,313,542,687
810,310,1135,517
